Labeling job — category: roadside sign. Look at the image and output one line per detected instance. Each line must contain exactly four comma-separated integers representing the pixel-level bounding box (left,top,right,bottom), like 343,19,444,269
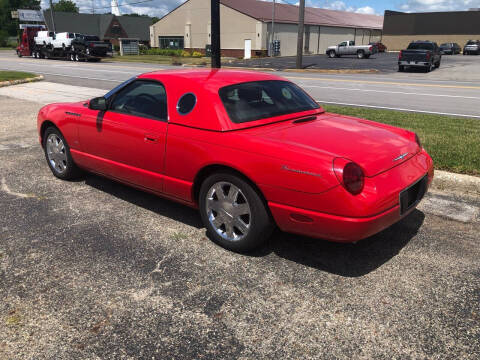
18,9,44,22
11,11,19,19
19,24,46,29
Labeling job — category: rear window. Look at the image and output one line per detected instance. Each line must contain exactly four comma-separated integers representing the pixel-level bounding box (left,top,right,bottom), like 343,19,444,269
85,36,100,41
407,42,434,50
219,80,319,123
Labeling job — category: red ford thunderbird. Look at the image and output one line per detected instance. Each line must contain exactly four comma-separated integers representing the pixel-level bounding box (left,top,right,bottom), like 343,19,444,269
38,69,433,252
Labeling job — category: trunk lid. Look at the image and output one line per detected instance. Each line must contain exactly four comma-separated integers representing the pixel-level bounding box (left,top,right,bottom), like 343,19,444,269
253,114,419,177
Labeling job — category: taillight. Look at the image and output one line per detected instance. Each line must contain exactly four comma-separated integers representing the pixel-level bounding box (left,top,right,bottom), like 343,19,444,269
398,50,402,59
89,43,94,47
415,133,422,148
333,158,365,195
426,52,431,60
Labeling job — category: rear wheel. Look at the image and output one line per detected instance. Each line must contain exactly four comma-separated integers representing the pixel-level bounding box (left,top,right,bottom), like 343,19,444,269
328,50,336,58
199,172,273,252
43,127,82,180
357,50,365,59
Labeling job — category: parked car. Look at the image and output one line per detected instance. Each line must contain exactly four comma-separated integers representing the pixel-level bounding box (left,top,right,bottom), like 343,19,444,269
398,41,442,72
37,70,433,252
439,42,461,55
463,40,480,55
51,32,78,50
326,40,378,59
34,30,54,46
71,35,111,57
369,42,387,52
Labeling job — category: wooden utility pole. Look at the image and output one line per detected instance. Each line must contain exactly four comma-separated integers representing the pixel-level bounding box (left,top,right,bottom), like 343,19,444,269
296,0,305,69
211,0,221,68
270,0,275,56
49,0,56,32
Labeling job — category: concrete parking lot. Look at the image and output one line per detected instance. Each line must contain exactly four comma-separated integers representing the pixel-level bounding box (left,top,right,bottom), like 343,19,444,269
1,92,479,358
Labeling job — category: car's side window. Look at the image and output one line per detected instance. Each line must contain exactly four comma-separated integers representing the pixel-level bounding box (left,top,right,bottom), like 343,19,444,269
109,80,167,121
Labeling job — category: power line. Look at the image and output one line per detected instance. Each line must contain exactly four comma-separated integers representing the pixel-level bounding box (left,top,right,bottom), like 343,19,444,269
78,0,155,11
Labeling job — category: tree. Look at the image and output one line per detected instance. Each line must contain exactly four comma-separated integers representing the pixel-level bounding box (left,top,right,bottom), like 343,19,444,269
47,0,79,13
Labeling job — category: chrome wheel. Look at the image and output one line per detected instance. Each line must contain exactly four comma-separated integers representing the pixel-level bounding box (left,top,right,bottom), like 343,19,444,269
46,133,67,174
205,182,251,242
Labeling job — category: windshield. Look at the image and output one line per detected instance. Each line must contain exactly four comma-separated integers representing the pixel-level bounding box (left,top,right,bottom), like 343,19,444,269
407,42,434,50
219,80,320,124
103,77,137,99
440,43,450,48
466,40,479,45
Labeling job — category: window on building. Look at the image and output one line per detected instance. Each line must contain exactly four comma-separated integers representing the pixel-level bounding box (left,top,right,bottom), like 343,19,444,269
158,36,184,50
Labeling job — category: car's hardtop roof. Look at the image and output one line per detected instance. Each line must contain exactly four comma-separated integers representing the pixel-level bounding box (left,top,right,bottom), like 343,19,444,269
138,69,286,91
136,69,320,132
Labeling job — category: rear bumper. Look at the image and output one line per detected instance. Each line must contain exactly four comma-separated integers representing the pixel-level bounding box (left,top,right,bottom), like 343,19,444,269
269,201,409,242
399,60,430,67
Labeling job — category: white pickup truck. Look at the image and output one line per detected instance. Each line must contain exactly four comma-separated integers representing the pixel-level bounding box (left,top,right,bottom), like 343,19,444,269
326,40,377,59
34,31,55,46
51,32,78,50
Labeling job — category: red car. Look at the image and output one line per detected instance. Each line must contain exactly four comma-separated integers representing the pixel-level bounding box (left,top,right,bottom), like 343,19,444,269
38,70,433,252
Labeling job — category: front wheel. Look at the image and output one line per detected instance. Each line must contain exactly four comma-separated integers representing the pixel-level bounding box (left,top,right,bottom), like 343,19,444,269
199,172,273,252
328,50,336,58
43,127,82,180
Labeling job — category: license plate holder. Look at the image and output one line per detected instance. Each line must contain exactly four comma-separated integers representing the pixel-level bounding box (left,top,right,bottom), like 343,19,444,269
399,175,428,215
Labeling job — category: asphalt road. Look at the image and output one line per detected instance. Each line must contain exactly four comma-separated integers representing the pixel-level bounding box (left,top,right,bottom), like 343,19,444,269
1,95,479,359
1,51,480,118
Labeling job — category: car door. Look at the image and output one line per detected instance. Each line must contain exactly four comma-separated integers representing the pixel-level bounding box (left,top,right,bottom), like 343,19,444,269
338,42,347,55
77,79,168,193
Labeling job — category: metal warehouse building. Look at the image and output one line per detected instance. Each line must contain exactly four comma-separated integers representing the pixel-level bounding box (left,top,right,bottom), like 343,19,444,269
382,10,480,51
150,0,383,57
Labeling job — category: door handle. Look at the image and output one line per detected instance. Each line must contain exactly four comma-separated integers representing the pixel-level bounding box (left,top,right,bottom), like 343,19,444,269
144,135,158,143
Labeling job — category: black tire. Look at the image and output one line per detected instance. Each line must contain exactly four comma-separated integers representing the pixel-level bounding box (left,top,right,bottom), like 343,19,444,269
328,50,336,58
398,65,405,72
435,61,440,68
357,50,365,59
43,127,82,180
199,172,273,252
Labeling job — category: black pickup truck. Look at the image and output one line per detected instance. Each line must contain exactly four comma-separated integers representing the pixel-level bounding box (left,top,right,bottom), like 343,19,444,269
71,35,111,58
398,41,442,72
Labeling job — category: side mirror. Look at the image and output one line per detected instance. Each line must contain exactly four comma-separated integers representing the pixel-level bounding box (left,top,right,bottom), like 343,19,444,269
89,97,107,111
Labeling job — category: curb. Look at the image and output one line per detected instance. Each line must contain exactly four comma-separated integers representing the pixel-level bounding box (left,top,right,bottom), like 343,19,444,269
431,170,480,196
0,75,44,88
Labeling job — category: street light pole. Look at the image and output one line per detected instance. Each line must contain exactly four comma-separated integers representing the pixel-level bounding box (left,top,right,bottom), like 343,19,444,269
49,0,56,33
211,0,221,68
296,0,305,69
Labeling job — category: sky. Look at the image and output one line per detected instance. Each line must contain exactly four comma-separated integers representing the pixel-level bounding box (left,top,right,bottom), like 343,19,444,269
40,0,480,18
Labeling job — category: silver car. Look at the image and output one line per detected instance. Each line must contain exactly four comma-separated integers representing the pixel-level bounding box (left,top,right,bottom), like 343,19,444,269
326,40,378,59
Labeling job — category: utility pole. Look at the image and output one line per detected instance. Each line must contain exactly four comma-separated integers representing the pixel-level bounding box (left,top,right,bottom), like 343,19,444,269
211,0,221,68
296,0,305,69
48,0,56,33
92,0,95,14
270,0,275,57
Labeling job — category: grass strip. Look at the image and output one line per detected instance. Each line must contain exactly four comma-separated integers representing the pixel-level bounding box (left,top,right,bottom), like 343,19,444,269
322,104,480,176
0,71,37,82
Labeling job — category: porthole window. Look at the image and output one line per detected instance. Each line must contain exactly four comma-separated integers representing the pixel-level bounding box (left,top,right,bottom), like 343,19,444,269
177,93,197,115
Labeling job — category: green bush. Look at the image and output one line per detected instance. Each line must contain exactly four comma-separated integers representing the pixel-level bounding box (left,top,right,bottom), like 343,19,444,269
140,48,184,56
181,50,191,57
191,51,203,58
